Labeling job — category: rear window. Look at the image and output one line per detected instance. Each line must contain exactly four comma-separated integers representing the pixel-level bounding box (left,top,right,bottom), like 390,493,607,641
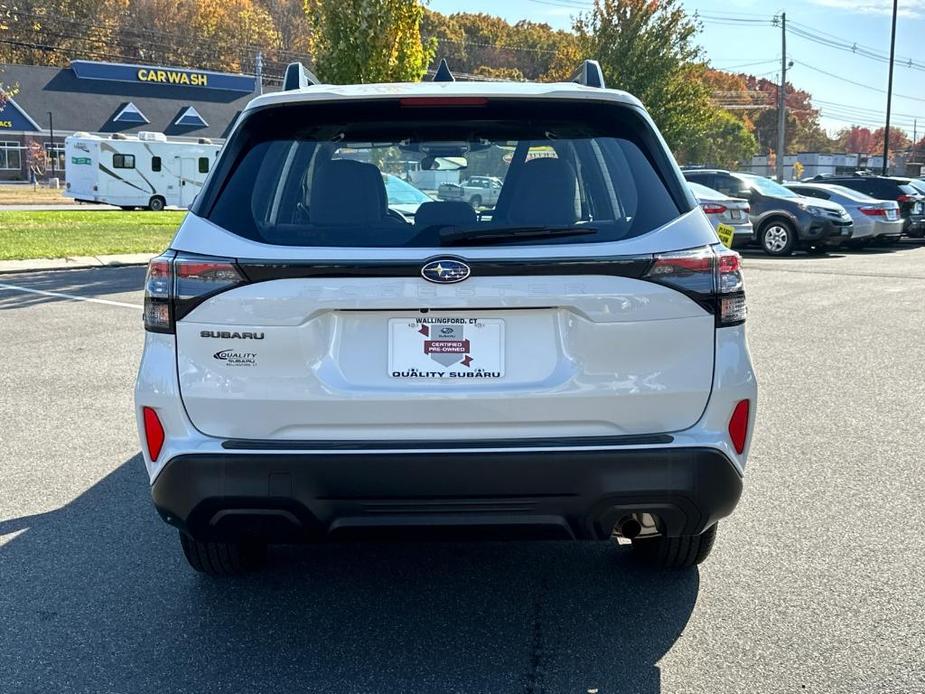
198,99,688,248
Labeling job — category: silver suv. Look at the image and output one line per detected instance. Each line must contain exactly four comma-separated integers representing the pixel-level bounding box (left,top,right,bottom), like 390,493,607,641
135,61,758,575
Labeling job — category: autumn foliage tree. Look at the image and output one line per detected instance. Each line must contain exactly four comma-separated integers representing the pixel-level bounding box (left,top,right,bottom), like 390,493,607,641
304,0,435,84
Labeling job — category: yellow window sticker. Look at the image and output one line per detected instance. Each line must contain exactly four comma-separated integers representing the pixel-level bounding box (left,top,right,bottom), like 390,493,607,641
716,223,735,248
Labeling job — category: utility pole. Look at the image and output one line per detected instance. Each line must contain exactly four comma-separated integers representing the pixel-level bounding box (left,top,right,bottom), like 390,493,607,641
882,0,898,175
255,51,264,95
913,119,919,173
47,111,55,179
776,12,787,182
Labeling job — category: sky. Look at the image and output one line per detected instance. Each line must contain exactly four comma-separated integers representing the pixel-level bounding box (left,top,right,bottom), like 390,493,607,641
428,0,925,138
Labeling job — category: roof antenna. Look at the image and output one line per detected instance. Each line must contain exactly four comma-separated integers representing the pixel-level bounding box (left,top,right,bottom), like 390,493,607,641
432,58,455,82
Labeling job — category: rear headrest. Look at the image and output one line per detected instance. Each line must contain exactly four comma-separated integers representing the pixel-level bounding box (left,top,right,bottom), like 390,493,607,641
505,158,579,226
414,201,477,231
310,159,387,225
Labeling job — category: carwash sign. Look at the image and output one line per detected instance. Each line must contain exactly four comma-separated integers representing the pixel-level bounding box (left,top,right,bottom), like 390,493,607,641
70,60,256,93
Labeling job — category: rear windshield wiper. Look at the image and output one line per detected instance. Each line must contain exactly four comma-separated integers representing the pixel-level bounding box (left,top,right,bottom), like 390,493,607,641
438,225,597,246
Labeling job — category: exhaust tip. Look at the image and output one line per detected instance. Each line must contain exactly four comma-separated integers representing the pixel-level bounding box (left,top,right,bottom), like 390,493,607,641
618,517,642,540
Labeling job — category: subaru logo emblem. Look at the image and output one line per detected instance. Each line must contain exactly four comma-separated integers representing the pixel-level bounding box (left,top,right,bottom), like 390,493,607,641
421,259,471,284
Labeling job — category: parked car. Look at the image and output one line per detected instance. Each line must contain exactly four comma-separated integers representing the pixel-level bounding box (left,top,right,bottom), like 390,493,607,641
383,174,433,219
437,175,503,209
785,182,903,247
805,174,925,239
135,60,757,575
682,169,853,256
688,181,753,246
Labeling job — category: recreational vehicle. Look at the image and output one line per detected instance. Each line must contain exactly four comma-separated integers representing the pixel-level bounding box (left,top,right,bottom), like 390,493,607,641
64,132,221,210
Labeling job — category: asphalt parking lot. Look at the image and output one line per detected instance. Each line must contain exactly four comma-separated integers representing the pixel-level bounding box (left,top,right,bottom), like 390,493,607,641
1,244,924,694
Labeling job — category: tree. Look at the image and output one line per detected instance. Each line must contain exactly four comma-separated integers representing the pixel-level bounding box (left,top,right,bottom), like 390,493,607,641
871,126,910,152
679,108,757,169
835,126,876,154
304,0,435,84
570,0,715,155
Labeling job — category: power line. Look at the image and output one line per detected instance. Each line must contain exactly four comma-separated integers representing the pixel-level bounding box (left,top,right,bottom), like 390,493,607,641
791,60,925,104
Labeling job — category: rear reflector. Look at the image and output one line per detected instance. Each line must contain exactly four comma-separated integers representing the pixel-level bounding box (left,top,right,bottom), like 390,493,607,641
142,407,165,461
728,399,750,455
700,203,727,215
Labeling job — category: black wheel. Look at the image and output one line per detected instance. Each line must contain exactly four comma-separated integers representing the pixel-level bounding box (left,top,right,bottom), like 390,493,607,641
631,524,718,569
760,221,796,256
469,194,482,210
148,196,166,212
179,532,266,576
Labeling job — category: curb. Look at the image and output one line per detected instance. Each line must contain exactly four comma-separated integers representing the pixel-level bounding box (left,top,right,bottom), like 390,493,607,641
0,253,156,275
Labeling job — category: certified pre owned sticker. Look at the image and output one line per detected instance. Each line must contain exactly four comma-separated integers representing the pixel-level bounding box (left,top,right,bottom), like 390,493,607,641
213,349,257,367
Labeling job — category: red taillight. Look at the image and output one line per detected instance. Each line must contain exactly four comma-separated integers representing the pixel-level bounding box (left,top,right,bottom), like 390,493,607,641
143,255,173,333
643,246,746,326
399,97,488,108
859,206,886,217
143,253,244,333
897,194,915,203
142,407,165,461
700,203,727,215
728,399,750,455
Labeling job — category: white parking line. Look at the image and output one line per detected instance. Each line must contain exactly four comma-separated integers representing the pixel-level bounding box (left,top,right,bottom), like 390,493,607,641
0,282,143,309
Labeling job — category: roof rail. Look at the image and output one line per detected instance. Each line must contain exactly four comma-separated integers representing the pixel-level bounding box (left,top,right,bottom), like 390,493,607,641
432,58,455,82
570,59,606,89
283,62,321,91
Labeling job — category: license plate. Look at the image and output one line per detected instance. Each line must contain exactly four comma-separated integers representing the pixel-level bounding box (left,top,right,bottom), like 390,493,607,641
389,317,505,379
730,210,742,220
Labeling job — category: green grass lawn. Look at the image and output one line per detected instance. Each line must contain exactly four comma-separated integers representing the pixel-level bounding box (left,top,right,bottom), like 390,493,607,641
0,210,185,260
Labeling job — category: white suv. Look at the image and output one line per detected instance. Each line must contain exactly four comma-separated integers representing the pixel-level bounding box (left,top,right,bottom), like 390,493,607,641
135,61,757,575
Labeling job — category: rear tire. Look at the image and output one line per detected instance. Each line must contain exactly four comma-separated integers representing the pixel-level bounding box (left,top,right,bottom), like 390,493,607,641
631,524,718,569
760,221,795,256
469,194,482,209
179,532,266,576
148,196,166,212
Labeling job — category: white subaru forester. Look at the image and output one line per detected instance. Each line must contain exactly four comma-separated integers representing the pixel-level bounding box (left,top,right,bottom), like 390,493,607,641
135,61,757,575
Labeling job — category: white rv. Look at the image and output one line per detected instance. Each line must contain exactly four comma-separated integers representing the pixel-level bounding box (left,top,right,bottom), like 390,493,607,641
64,132,221,210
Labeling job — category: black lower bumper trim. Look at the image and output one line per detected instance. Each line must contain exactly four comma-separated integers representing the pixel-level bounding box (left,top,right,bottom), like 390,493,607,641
151,447,743,543
221,433,674,451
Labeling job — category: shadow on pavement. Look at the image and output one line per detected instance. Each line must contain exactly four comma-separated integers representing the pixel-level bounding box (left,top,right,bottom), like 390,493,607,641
0,455,699,693
0,266,146,311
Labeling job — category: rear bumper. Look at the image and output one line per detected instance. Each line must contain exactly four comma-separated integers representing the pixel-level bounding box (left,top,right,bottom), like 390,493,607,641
151,445,743,542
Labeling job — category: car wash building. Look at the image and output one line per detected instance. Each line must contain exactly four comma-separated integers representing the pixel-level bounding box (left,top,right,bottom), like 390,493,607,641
0,60,261,181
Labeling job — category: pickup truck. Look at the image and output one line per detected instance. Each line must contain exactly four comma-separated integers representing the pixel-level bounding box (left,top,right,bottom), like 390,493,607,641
437,176,503,209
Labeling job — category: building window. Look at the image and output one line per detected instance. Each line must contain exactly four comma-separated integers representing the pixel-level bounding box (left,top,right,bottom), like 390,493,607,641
112,102,149,125
198,157,209,174
174,106,208,128
152,156,162,172
44,143,65,174
0,141,22,170
113,153,135,169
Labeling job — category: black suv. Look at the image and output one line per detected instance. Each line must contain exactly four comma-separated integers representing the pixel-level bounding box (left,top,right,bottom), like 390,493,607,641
684,169,853,256
804,175,925,239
